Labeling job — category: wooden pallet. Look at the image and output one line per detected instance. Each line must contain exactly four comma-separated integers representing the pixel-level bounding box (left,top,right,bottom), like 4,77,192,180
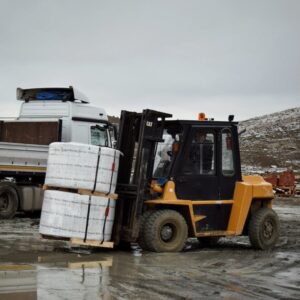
70,238,114,249
40,234,114,249
43,184,118,200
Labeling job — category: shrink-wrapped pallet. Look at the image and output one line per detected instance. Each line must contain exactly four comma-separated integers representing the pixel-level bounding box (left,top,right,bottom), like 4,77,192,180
45,143,120,194
39,190,115,241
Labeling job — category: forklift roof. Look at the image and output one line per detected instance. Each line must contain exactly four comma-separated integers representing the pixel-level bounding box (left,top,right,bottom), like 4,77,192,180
165,119,239,127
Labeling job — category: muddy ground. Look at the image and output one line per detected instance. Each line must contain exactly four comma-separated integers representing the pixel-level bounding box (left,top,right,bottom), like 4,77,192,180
0,198,299,300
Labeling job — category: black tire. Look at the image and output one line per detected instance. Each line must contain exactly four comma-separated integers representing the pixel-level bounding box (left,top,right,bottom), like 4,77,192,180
143,209,188,252
138,210,155,250
0,183,19,219
248,208,279,250
197,236,220,247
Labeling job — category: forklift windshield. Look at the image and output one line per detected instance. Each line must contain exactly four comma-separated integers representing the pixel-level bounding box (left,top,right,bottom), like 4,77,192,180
153,132,174,178
153,126,182,178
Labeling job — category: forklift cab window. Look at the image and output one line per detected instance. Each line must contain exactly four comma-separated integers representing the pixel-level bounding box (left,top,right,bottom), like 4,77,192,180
222,128,234,176
153,129,182,178
183,129,215,175
153,133,174,178
90,124,109,147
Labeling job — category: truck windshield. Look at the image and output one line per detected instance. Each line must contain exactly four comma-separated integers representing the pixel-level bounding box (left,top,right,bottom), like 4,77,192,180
91,125,109,147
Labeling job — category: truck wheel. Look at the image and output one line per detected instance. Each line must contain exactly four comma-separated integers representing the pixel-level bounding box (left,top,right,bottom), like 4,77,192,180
138,210,154,250
197,237,220,247
143,209,188,252
248,208,279,250
0,183,19,219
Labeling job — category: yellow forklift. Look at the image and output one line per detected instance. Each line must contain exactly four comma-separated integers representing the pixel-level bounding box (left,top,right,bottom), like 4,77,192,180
113,110,279,252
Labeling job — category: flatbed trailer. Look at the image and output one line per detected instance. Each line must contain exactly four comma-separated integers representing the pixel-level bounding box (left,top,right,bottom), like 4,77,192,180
0,142,48,174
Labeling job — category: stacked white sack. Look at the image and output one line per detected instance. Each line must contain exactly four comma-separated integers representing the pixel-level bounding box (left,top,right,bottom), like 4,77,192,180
39,190,115,241
45,143,120,194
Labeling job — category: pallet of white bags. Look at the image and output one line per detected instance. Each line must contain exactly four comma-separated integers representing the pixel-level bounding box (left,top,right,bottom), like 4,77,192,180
42,184,118,200
70,238,114,249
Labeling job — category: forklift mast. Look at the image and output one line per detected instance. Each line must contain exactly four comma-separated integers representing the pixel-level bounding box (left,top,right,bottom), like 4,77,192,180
113,109,172,244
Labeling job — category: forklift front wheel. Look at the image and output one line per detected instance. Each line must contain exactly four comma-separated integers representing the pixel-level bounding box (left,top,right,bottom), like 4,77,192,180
138,210,155,250
143,209,188,252
248,208,279,250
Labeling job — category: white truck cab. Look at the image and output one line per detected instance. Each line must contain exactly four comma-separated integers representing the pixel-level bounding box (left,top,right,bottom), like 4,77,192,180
17,87,114,147
0,87,116,218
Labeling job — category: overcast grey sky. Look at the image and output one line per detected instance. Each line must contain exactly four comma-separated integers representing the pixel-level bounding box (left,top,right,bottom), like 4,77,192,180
0,0,299,120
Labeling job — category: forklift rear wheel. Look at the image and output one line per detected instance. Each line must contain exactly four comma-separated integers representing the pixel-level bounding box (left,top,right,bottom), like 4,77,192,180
138,210,155,250
248,208,279,250
197,237,220,247
0,183,19,219
143,209,188,252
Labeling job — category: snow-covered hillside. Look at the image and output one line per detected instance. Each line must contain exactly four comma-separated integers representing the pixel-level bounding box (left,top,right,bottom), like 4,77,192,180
239,107,300,172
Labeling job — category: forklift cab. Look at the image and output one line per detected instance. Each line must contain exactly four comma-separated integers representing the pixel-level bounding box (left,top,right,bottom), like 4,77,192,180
153,120,242,201
114,110,278,253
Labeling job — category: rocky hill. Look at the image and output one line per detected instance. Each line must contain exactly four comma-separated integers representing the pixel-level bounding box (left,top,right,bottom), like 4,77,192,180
239,107,300,173
108,115,120,124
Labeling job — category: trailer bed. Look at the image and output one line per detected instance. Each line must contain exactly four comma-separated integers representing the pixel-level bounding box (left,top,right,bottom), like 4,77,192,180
0,119,61,176
0,142,48,175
